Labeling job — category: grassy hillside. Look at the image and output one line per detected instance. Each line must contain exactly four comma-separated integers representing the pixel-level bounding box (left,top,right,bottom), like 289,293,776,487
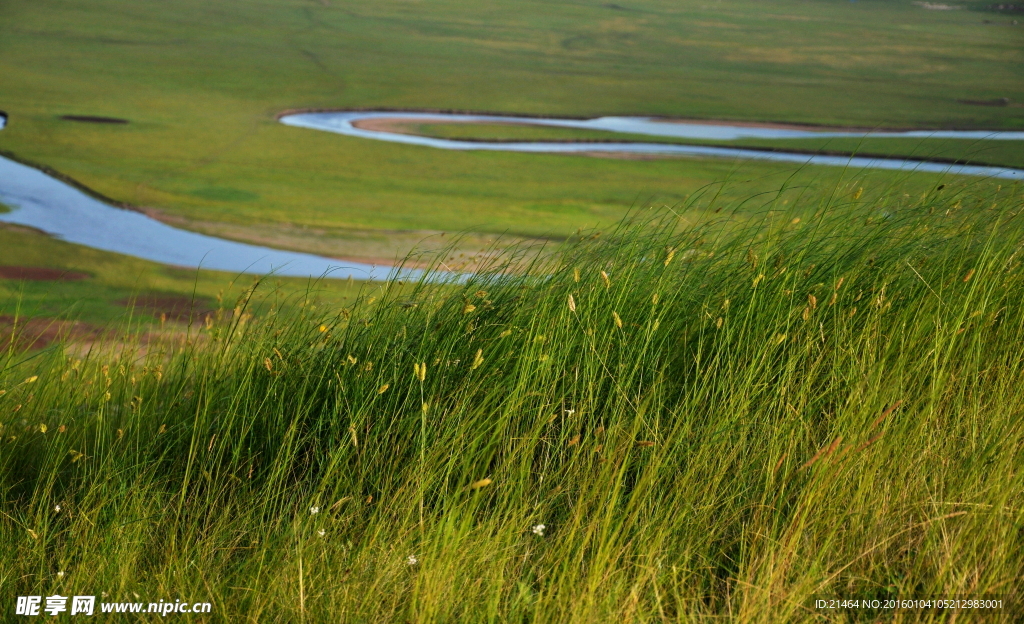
0,0,1021,255
2,183,1022,621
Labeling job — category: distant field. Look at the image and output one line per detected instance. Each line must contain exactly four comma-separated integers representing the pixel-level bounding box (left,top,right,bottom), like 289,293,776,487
0,0,1021,261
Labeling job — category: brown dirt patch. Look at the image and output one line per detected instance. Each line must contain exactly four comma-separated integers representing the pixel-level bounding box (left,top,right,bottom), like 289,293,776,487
60,115,129,124
119,295,215,322
0,266,90,281
351,117,453,134
0,316,103,351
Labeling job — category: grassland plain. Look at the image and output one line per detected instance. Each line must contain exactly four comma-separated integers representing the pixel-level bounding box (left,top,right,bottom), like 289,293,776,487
0,0,1022,259
1,184,1023,621
0,223,365,327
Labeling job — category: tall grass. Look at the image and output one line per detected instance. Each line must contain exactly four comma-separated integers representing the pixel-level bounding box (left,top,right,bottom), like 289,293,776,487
2,182,1023,622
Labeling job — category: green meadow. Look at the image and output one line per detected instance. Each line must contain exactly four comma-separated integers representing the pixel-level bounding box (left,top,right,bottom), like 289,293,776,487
3,186,1024,621
2,1,1024,619
1,0,1022,255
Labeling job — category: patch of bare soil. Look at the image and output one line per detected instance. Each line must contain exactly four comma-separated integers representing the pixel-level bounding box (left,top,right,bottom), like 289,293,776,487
60,115,129,124
136,207,547,272
0,316,103,351
0,266,90,281
119,295,215,322
351,117,452,134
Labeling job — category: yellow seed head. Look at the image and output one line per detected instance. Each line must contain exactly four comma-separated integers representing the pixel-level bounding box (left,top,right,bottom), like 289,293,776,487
808,294,817,310
612,311,623,328
38,424,47,434
471,349,484,370
568,294,577,312
24,376,38,384
852,187,863,200
377,384,390,394
573,268,580,282
716,317,723,329
415,362,427,382
470,478,493,490
774,333,787,346
499,329,512,338
963,269,975,282
462,303,476,314
835,277,845,291
600,271,611,289
664,247,676,267
319,325,327,333
652,293,660,305
264,357,273,372
752,274,765,288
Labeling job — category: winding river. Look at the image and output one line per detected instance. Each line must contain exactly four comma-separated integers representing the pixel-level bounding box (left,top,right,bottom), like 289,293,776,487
281,111,1024,179
1,110,1022,280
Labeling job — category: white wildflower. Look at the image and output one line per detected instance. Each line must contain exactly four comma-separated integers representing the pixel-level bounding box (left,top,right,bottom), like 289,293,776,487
406,555,418,566
531,524,546,536
309,506,320,515
317,529,326,537
54,505,61,513
56,571,65,578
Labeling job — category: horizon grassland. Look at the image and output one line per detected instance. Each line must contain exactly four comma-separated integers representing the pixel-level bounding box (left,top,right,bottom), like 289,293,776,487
2,0,1024,621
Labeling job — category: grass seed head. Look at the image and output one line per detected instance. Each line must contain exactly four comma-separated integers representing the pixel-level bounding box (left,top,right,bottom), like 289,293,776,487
568,294,576,312
601,271,611,289
613,311,623,328
377,384,390,394
471,349,484,370
470,478,493,490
